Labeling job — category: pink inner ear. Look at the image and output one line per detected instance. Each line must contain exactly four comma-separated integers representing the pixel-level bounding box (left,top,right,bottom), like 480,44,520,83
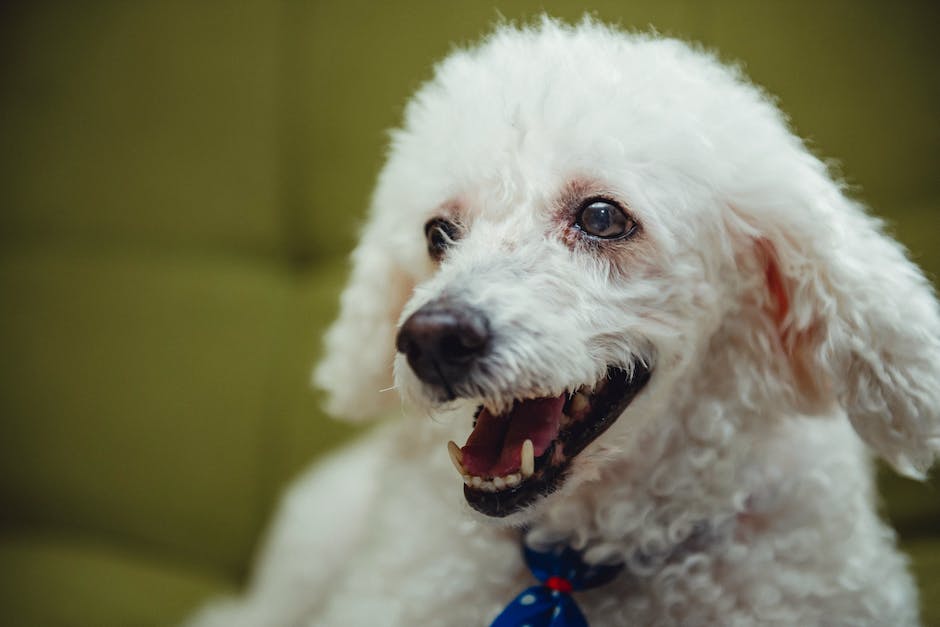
757,238,790,328
755,237,831,410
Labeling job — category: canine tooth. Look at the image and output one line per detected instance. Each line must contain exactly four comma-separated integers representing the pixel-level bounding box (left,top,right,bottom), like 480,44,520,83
493,476,505,490
471,476,482,488
570,392,590,414
447,440,465,475
463,475,472,486
521,439,535,478
506,473,521,486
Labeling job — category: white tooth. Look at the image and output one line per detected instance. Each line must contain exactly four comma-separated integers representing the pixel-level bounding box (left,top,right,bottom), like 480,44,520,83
482,481,497,493
463,475,472,485
570,392,590,414
493,476,505,490
447,441,465,475
471,476,482,488
521,439,535,478
506,473,521,486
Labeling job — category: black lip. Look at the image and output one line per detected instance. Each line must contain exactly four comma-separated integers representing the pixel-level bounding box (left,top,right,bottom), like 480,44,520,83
463,363,652,517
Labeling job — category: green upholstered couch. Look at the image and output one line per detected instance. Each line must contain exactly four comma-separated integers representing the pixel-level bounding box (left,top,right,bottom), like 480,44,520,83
1,2,937,625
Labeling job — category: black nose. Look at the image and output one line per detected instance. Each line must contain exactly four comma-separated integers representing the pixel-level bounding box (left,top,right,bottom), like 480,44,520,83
395,302,490,391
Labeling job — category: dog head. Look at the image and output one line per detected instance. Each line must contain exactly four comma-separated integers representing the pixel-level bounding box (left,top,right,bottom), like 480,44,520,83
315,18,940,519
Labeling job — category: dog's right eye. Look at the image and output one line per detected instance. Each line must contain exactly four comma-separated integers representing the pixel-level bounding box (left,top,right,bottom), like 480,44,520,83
424,218,459,261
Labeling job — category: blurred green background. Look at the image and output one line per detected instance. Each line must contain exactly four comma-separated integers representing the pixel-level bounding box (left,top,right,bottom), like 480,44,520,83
0,1,937,625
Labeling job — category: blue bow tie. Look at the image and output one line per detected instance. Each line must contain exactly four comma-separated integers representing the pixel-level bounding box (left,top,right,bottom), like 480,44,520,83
490,543,624,627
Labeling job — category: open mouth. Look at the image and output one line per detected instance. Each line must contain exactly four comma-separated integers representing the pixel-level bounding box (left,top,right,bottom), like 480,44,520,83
446,364,652,517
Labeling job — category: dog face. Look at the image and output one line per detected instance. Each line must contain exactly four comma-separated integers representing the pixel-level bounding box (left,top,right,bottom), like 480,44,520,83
392,185,667,516
316,19,940,519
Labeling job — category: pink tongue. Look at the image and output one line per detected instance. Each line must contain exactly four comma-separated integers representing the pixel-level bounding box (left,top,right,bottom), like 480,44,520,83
460,394,565,477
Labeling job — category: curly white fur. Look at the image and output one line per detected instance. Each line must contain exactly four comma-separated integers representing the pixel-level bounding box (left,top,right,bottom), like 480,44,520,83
187,17,940,627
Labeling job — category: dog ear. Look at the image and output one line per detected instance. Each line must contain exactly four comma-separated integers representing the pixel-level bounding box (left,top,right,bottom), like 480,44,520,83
738,181,940,479
313,194,421,421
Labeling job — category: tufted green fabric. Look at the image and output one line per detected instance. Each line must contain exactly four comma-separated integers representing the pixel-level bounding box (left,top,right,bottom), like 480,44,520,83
0,2,937,625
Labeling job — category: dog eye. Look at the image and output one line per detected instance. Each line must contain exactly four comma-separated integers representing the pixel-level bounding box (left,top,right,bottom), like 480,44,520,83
575,200,635,239
424,218,459,261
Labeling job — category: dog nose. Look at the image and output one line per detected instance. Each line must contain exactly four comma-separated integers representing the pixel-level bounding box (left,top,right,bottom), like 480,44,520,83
395,303,490,389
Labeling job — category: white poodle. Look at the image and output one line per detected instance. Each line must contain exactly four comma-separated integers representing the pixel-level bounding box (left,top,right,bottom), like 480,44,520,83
188,17,940,627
